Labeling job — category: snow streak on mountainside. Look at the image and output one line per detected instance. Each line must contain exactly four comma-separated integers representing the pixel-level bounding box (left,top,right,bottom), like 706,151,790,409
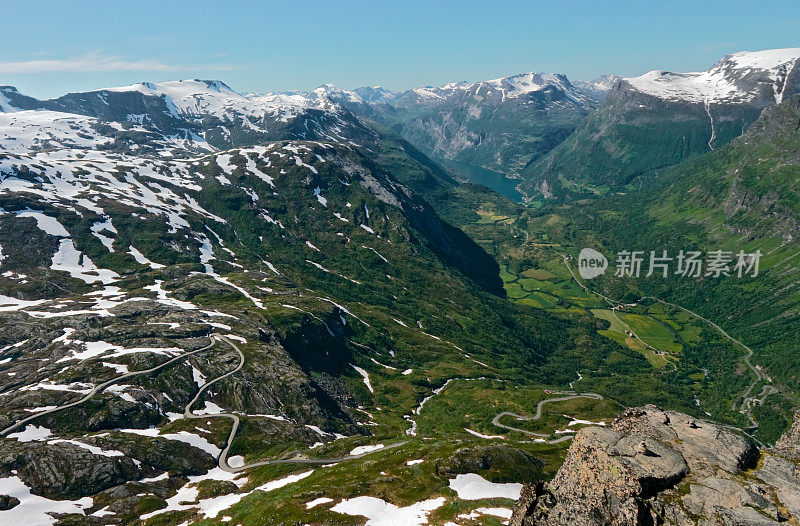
0,109,213,155
624,48,800,104
0,110,128,153
0,80,376,160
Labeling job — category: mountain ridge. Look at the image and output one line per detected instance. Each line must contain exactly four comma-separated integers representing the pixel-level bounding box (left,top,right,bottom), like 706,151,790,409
624,47,800,104
518,47,800,200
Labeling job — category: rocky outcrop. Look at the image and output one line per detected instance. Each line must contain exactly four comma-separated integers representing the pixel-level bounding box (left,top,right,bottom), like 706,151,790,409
774,412,800,457
0,434,216,499
511,405,800,525
0,494,20,510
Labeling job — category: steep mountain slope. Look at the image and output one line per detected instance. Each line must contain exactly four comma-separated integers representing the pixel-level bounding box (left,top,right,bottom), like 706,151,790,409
524,93,800,442
323,73,609,191
0,82,620,524
5,80,475,223
520,48,800,199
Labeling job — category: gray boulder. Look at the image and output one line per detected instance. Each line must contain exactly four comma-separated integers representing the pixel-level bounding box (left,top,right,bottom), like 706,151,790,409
511,405,799,525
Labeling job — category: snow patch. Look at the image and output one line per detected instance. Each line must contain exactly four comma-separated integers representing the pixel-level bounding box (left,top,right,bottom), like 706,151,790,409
351,364,373,393
331,496,446,526
448,473,522,500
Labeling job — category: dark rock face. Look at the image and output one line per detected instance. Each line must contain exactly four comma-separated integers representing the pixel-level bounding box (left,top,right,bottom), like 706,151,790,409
436,444,545,482
0,494,20,510
0,441,140,500
47,89,190,135
0,433,218,500
511,405,800,525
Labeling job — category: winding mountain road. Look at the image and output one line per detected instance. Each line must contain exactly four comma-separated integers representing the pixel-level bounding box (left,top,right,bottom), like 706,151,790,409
638,296,769,427
1,335,218,436
492,391,604,444
3,333,406,472
185,335,408,472
561,254,773,429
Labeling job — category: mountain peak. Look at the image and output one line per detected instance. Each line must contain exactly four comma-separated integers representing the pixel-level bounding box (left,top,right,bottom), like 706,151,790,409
387,71,592,107
352,85,396,103
480,71,579,99
314,83,337,92
720,47,800,72
102,79,236,97
624,47,800,104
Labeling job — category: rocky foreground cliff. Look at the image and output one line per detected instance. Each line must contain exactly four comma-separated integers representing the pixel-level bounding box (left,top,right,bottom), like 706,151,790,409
511,405,800,525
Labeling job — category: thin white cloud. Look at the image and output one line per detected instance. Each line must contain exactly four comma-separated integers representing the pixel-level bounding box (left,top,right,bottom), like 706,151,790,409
0,52,242,74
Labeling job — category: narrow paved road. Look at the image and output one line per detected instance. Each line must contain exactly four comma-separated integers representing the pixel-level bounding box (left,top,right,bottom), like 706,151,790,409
1,335,217,436
182,334,245,472
639,296,769,428
3,333,408,471
183,335,408,473
561,254,773,430
492,391,604,443
561,255,656,351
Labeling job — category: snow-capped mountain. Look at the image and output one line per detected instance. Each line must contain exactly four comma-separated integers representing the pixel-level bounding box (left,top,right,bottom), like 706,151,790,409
0,78,497,300
2,79,338,119
315,71,611,184
0,73,511,526
352,85,396,103
0,75,513,521
100,79,341,120
520,48,800,199
0,80,374,157
302,70,615,112
623,48,800,104
571,75,622,101
385,72,602,108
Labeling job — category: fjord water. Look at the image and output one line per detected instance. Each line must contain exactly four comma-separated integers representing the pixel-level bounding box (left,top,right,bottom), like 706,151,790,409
441,159,524,202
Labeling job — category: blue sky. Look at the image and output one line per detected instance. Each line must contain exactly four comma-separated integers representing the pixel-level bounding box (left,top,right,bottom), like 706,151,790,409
3,0,799,98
